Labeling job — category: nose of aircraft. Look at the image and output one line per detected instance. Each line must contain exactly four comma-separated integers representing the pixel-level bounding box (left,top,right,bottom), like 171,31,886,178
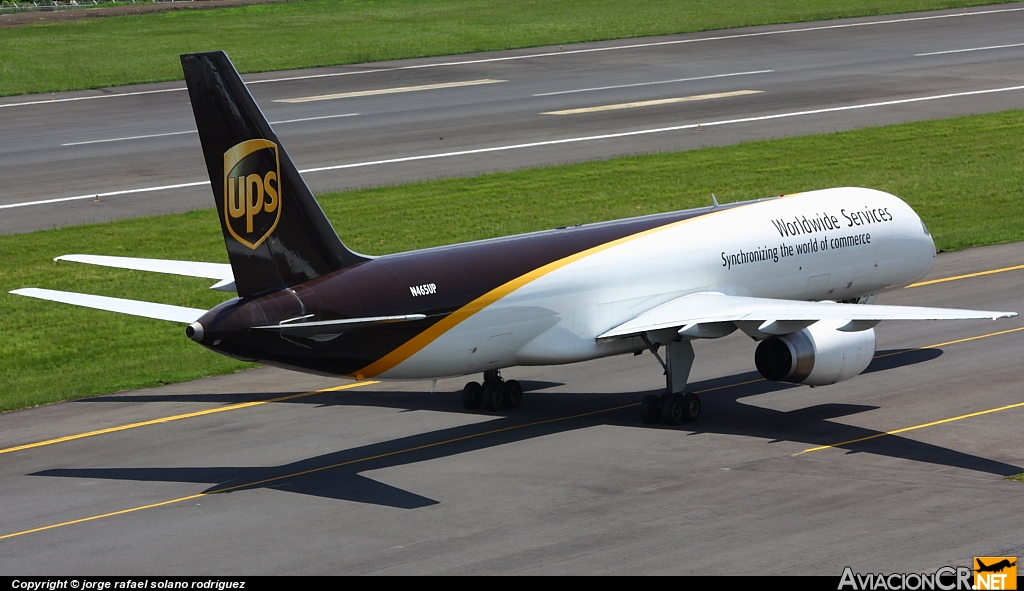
921,217,936,254
910,212,938,281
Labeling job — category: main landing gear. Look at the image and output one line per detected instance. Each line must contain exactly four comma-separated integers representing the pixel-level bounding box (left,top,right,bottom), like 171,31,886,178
640,391,701,425
639,334,702,425
462,370,523,411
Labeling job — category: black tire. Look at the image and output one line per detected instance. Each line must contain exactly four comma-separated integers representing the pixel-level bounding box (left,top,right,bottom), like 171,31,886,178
462,381,483,410
681,392,701,422
640,394,662,424
503,380,523,409
661,395,684,426
482,380,504,410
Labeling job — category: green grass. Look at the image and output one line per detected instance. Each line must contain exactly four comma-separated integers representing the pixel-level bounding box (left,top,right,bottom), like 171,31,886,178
318,111,1024,254
2,108,1023,411
0,0,1007,97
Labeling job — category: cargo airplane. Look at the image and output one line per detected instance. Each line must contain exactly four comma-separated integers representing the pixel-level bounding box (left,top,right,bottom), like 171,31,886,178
12,52,1017,425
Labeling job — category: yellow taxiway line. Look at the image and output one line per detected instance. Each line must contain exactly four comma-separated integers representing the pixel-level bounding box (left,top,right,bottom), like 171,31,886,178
906,263,1024,288
0,381,378,456
274,79,506,103
874,325,1024,358
0,402,636,541
541,90,762,115
794,325,1024,455
794,400,1024,456
3,324,1021,541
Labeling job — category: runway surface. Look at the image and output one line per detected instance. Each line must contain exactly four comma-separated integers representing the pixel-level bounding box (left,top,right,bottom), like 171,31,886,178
3,5,1024,575
3,3,1024,233
1,242,1022,574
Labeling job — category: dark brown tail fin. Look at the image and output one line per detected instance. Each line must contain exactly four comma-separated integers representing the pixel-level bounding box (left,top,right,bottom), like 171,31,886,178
181,51,367,298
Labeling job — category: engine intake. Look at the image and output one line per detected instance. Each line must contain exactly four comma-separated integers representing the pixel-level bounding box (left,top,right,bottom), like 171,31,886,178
754,320,876,386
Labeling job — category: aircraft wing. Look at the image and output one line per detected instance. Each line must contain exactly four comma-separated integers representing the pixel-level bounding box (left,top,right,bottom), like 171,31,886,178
10,288,207,323
56,254,236,292
598,292,1017,340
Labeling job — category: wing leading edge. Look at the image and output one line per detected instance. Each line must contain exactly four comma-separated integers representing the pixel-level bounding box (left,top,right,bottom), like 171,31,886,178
598,292,1017,341
10,288,208,324
56,254,236,292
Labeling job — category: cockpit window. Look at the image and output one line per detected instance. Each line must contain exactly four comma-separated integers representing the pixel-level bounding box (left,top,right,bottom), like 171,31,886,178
921,219,931,236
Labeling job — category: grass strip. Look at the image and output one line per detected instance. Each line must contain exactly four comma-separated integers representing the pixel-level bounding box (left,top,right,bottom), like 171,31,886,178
1,109,1022,411
0,0,1007,97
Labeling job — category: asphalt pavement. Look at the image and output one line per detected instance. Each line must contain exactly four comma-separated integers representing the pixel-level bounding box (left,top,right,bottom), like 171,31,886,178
0,242,1022,575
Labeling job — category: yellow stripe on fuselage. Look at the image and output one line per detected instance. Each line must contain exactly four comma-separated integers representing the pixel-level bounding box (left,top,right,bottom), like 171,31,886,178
352,203,760,379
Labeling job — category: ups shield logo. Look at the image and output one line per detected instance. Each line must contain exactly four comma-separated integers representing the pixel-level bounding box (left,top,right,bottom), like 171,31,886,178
223,139,281,250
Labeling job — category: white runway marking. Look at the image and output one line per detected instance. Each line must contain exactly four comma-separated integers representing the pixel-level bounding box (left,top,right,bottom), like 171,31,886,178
60,113,360,146
5,84,1024,211
273,79,506,103
271,113,360,124
915,42,1024,57
542,90,762,115
297,85,1024,173
1,6,1021,110
533,70,774,97
245,69,393,84
0,181,210,210
62,130,197,147
0,87,186,108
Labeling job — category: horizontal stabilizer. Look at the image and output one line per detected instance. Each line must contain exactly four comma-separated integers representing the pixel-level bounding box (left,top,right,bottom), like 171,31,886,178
599,292,1017,340
10,288,207,324
57,254,236,292
253,315,427,338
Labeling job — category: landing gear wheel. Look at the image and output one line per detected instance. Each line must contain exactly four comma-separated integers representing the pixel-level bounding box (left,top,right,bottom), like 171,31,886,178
681,392,701,422
640,394,662,424
502,380,523,409
462,381,483,410
482,380,504,410
661,394,684,426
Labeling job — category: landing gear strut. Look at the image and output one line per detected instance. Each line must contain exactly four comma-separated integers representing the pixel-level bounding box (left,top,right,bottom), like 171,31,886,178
462,370,523,411
639,335,702,425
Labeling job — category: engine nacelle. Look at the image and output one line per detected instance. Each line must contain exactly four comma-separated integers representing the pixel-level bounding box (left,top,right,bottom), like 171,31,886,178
753,319,876,386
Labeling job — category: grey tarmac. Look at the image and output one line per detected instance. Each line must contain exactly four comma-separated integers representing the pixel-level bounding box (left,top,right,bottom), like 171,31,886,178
2,3,1024,233
2,4,1024,575
0,242,1022,574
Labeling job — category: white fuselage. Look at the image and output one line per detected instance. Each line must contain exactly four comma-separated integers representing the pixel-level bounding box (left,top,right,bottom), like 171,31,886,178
380,188,936,379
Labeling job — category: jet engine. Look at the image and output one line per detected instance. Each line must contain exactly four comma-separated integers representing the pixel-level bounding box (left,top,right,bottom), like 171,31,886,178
753,320,876,386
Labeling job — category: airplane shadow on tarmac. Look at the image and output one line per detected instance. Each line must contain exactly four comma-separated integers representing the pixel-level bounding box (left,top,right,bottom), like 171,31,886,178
35,346,1021,509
